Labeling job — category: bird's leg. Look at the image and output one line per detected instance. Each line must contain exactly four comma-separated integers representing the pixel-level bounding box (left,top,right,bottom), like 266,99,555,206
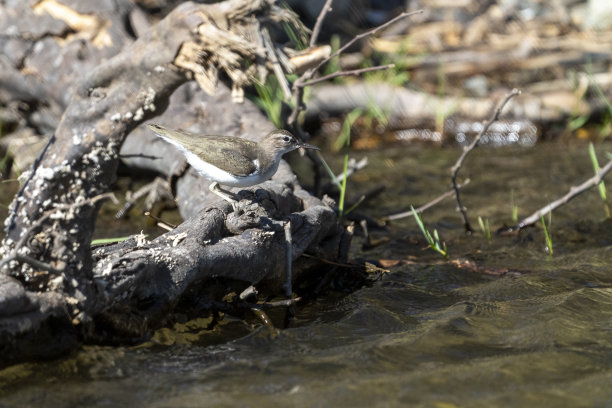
209,182,239,210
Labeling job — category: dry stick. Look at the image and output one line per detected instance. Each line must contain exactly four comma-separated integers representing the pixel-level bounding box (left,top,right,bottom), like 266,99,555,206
283,220,296,327
287,84,306,128
144,211,176,231
239,285,258,300
385,179,471,221
14,253,62,275
287,9,422,194
450,89,521,232
212,296,302,330
309,0,334,47
332,157,368,185
300,64,396,87
516,158,612,229
0,192,117,272
308,10,423,76
263,297,302,308
262,28,292,100
115,177,167,219
288,1,333,128
288,9,423,127
284,220,292,298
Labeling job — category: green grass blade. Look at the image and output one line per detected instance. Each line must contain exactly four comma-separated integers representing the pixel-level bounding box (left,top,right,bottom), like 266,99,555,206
589,142,607,201
91,235,136,246
316,151,343,189
338,154,349,218
510,189,519,223
540,214,553,256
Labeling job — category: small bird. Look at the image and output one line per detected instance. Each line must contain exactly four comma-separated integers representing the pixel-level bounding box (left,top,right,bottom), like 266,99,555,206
148,124,319,207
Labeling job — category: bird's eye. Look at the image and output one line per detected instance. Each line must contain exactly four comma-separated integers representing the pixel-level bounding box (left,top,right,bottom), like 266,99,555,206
283,135,292,142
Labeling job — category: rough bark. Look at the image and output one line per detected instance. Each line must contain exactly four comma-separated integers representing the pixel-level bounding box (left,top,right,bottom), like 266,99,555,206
0,0,345,366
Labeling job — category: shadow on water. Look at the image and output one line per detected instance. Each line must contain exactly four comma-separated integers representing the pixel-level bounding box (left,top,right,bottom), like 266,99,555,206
1,142,612,407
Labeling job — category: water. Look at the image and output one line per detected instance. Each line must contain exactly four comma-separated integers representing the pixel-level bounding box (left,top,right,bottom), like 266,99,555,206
1,142,612,407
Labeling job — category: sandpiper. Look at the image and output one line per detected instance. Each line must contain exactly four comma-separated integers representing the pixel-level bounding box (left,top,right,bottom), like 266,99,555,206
148,124,319,207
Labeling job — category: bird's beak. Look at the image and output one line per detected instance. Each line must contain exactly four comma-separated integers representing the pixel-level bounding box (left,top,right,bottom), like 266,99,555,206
298,142,320,151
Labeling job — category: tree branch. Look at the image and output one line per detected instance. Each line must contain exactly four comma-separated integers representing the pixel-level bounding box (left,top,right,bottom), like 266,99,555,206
309,0,334,47
385,179,471,221
301,64,395,87
450,88,521,232
516,158,612,229
288,9,422,128
306,10,423,77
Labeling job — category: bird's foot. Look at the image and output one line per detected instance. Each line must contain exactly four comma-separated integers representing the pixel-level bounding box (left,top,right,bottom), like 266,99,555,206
209,182,240,211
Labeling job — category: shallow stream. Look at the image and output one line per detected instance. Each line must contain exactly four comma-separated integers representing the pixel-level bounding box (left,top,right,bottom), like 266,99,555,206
1,141,612,407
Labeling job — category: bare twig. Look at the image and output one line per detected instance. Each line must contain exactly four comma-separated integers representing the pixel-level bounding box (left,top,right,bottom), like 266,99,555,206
262,297,302,307
262,28,292,100
208,293,302,330
288,85,306,128
301,252,369,269
284,220,292,298
144,211,176,231
115,177,170,219
239,285,258,300
359,218,389,249
309,0,334,47
289,46,332,74
14,253,62,274
450,89,520,232
288,9,422,128
331,157,368,185
385,179,471,221
516,158,612,229
360,219,370,243
301,64,396,87
306,10,423,77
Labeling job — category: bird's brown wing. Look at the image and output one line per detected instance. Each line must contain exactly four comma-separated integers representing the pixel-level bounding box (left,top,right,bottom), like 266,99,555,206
188,138,258,176
148,125,259,176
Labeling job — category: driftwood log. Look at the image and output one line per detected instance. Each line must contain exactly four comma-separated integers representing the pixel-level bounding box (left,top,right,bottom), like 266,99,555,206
0,0,347,366
305,77,611,141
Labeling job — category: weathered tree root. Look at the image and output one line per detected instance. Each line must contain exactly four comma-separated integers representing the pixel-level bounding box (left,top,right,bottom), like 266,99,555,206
0,0,346,366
